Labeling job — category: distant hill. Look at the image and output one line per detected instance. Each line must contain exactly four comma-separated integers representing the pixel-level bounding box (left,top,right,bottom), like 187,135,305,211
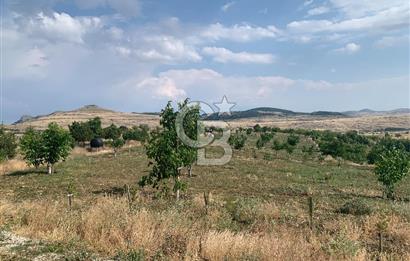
6,105,410,133
205,107,345,120
343,108,410,116
9,105,159,132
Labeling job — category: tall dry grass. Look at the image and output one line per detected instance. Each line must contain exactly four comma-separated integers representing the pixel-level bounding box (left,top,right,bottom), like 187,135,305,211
0,196,408,260
0,159,28,175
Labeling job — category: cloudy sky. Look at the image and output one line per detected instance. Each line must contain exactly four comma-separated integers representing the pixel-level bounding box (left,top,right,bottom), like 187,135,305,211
2,0,409,123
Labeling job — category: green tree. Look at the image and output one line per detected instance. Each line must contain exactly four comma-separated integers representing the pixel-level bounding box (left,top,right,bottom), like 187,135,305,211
228,131,247,150
68,121,93,145
112,138,125,158
20,128,44,168
139,100,198,200
0,128,17,162
375,147,410,199
42,123,73,174
177,100,200,177
103,124,121,140
287,134,300,146
88,117,102,138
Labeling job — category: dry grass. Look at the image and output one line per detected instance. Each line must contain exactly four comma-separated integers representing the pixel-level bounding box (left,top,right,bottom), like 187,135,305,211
0,159,28,175
0,195,408,260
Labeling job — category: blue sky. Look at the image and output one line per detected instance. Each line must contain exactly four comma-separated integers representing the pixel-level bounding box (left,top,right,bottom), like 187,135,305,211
2,0,409,123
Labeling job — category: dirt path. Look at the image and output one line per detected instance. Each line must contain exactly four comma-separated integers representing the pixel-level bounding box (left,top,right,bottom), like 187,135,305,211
0,231,108,261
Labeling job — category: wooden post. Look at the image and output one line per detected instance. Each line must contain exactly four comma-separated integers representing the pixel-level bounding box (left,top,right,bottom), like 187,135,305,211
308,196,314,230
68,193,73,211
125,184,132,210
378,231,383,254
203,191,209,214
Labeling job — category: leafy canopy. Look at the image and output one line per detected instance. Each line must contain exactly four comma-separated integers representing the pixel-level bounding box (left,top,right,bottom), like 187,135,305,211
0,128,17,161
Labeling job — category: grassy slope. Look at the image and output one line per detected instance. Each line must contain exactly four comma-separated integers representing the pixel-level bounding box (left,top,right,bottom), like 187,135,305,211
0,132,409,259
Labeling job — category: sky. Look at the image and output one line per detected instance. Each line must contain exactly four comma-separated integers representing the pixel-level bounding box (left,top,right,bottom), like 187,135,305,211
1,0,410,123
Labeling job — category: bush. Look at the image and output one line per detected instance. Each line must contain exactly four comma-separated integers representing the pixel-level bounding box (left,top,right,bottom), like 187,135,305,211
227,198,259,225
123,125,150,142
0,128,17,161
102,124,121,140
287,134,300,146
228,131,247,150
338,199,372,215
256,132,274,149
375,147,410,199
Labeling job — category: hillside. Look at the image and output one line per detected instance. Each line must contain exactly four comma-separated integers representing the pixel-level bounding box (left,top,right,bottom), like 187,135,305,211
7,105,410,133
9,105,159,133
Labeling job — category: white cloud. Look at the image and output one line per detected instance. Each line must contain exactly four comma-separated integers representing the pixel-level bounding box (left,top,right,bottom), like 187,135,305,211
334,42,361,54
114,36,202,63
26,12,102,44
307,6,330,16
288,5,409,34
201,23,280,42
202,47,275,64
329,0,406,18
221,2,235,12
304,0,314,7
374,35,410,48
137,77,186,99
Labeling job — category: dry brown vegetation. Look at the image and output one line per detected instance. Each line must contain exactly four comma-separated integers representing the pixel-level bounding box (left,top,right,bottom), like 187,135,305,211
0,195,409,260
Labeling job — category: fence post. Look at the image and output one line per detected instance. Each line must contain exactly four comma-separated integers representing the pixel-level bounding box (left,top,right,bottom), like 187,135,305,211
308,196,314,230
68,193,73,211
203,191,210,214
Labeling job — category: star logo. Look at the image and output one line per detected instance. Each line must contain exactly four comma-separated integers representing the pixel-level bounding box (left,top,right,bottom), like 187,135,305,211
214,95,236,116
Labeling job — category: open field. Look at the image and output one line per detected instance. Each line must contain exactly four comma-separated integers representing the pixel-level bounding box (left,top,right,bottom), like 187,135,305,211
1,132,409,260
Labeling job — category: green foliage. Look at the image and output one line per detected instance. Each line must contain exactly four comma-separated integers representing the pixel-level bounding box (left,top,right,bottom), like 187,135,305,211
123,125,150,142
0,128,17,161
139,100,199,196
375,147,410,199
272,139,285,151
68,117,103,143
87,117,103,138
256,132,274,149
246,128,252,135
114,249,145,261
286,134,300,146
367,137,410,164
42,123,73,171
20,128,44,168
68,121,93,144
228,131,247,150
338,199,372,215
103,124,121,140
112,138,125,149
317,130,369,163
21,123,73,173
253,124,261,132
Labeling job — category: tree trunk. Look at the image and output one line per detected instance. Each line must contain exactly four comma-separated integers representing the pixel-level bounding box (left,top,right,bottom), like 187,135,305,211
47,164,53,174
188,165,192,177
176,176,180,201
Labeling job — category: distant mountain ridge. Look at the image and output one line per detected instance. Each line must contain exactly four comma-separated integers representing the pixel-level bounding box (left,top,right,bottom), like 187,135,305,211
13,105,410,125
205,107,345,120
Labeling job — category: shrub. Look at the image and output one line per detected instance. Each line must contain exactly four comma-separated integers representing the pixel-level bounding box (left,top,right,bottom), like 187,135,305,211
0,128,17,161
68,121,93,144
228,132,247,150
227,198,259,225
256,132,274,149
338,199,372,215
375,147,410,199
102,124,121,140
287,134,300,146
